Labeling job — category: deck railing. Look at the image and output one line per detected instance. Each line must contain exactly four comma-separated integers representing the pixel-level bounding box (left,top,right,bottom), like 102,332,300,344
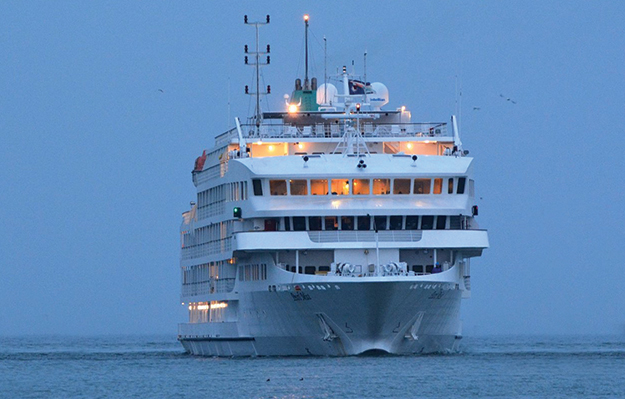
239,122,448,140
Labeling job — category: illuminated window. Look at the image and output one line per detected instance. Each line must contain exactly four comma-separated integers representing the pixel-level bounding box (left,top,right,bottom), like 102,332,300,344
331,179,350,195
324,216,338,230
447,178,454,194
310,179,328,195
290,179,308,195
373,179,390,195
352,179,370,195
393,179,410,195
457,177,466,194
270,180,287,195
414,179,431,194
433,178,443,195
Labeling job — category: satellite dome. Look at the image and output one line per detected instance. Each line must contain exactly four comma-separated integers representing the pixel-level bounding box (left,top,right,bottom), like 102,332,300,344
316,83,338,105
368,82,389,110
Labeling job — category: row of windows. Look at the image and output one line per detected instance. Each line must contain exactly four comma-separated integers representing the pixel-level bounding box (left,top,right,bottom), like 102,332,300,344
197,181,248,220
253,177,470,197
238,263,268,281
282,264,443,275
278,215,464,231
285,265,331,275
181,221,232,248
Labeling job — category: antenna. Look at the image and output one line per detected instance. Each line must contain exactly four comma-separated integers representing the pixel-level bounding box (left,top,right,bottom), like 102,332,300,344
363,50,367,104
227,77,231,129
244,14,271,131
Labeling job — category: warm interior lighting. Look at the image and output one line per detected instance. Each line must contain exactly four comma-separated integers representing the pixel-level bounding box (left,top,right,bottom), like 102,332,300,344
197,304,209,310
288,104,299,113
401,106,406,112
211,302,228,309
424,140,430,144
406,143,413,149
269,145,275,151
256,140,262,145
298,143,304,149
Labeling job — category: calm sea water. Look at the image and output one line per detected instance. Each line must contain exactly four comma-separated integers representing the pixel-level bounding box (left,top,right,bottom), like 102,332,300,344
1,334,624,398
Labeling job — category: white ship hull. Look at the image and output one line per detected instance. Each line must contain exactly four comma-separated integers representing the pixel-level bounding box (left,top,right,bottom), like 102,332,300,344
179,270,464,356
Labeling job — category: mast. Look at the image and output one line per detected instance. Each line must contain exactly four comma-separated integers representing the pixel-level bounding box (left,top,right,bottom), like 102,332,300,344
324,36,327,105
304,14,310,89
244,15,271,131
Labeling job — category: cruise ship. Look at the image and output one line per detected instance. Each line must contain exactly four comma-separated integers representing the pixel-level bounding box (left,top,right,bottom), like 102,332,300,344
178,15,489,356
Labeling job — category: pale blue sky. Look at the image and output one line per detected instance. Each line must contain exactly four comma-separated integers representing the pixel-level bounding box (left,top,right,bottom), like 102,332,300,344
1,1,623,336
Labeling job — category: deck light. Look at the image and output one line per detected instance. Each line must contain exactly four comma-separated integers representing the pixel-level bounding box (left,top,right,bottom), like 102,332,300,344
298,143,304,149
288,104,298,113
406,142,413,149
233,207,242,218
269,145,275,151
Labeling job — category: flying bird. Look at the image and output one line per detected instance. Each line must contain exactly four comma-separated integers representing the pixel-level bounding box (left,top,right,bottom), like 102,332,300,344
499,94,516,104
473,107,481,111
158,89,164,93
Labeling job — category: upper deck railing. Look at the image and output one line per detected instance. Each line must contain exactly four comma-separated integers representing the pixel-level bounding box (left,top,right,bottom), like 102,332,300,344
237,121,448,140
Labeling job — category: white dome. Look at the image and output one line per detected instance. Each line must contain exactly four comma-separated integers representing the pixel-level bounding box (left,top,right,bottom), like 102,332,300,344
316,83,338,105
368,82,389,110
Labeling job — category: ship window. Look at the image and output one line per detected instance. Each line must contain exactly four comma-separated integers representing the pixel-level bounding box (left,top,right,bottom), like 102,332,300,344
331,179,350,195
319,266,330,272
449,216,462,229
352,179,370,195
284,217,291,231
436,216,447,230
309,216,322,231
357,215,371,230
448,178,454,194
305,266,316,275
414,179,431,194
293,217,306,231
341,216,355,230
252,179,263,196
406,216,419,230
270,180,287,196
412,265,424,275
324,216,338,230
421,215,434,230
373,179,390,195
425,265,434,274
290,179,308,195
433,178,443,194
389,216,403,230
457,177,466,194
393,179,410,195
310,179,329,195
374,216,387,230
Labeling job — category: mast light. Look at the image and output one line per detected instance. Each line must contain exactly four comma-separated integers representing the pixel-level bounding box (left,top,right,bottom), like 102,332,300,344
304,14,309,21
288,104,299,113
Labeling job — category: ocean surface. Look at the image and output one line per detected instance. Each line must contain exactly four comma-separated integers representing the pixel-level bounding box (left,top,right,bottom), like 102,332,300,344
1,334,624,398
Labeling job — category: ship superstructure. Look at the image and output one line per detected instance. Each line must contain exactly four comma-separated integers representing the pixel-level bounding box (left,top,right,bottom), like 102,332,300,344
178,16,488,356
